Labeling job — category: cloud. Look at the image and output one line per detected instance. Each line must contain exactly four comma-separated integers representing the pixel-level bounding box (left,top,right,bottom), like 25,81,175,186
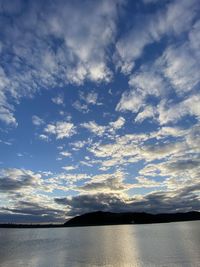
81,117,126,137
89,132,149,160
116,65,167,115
1,0,200,223
44,121,76,139
88,122,200,170
72,100,89,113
77,171,132,193
157,42,200,95
38,134,49,142
115,0,199,73
0,168,42,192
62,166,76,171
59,151,72,157
158,94,200,125
80,91,98,105
116,90,144,113
52,172,90,184
73,91,101,113
133,176,162,188
0,195,65,223
0,70,17,126
143,0,165,3
0,105,17,126
81,121,106,136
3,201,61,217
55,193,127,216
70,139,90,151
52,95,64,106
109,116,125,130
129,69,166,97
55,181,200,216
135,106,157,123
117,42,200,124
0,0,122,125
32,115,44,126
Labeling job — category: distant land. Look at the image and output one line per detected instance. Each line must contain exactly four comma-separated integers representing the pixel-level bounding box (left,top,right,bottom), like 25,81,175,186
64,211,200,227
0,211,200,228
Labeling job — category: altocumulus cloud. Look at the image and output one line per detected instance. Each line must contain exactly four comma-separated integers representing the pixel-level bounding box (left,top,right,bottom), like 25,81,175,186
0,0,200,222
0,0,121,125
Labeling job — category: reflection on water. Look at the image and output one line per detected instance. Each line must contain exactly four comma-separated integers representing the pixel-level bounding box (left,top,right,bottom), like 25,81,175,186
0,221,199,267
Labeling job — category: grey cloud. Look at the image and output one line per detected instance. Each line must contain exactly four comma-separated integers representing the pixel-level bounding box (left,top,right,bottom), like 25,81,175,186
55,181,200,217
77,177,131,193
55,193,127,216
0,212,62,223
0,168,41,192
166,159,200,172
0,198,66,223
3,201,59,216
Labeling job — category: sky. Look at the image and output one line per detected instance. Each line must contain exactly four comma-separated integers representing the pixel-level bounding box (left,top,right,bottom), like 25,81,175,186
0,0,200,223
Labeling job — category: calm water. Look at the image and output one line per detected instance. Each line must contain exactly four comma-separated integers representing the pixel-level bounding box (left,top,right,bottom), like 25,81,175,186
0,221,199,267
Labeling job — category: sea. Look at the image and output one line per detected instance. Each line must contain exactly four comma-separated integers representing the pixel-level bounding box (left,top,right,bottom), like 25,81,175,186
0,221,199,267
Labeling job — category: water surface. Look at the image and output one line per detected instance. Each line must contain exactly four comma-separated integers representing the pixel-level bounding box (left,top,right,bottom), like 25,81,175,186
0,221,199,267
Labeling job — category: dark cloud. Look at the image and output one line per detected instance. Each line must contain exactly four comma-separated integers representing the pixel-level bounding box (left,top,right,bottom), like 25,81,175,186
0,169,40,192
1,201,65,223
77,177,131,192
0,176,32,191
166,158,200,171
0,212,62,224
55,193,126,216
55,183,200,217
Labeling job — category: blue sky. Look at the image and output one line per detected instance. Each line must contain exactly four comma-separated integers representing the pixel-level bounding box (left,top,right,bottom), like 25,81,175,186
0,0,200,223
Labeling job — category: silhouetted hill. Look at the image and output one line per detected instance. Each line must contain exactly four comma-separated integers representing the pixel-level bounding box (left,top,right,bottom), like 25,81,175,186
64,211,200,227
0,211,199,228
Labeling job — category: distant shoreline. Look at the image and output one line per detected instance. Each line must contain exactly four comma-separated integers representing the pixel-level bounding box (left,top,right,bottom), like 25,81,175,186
1,211,200,228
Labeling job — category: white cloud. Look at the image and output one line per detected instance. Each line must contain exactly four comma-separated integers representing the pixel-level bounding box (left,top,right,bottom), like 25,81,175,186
0,70,17,126
116,90,144,113
133,176,162,188
115,0,199,73
81,117,125,137
109,116,125,130
129,68,167,96
53,172,90,183
72,100,89,113
32,115,44,126
157,43,200,95
0,0,121,126
135,106,157,123
59,151,71,157
44,121,76,139
39,134,49,142
88,122,200,170
0,105,17,126
158,94,200,125
73,91,102,113
81,121,106,136
70,139,91,151
117,33,200,124
156,126,187,139
80,91,98,105
52,95,64,106
62,166,76,171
